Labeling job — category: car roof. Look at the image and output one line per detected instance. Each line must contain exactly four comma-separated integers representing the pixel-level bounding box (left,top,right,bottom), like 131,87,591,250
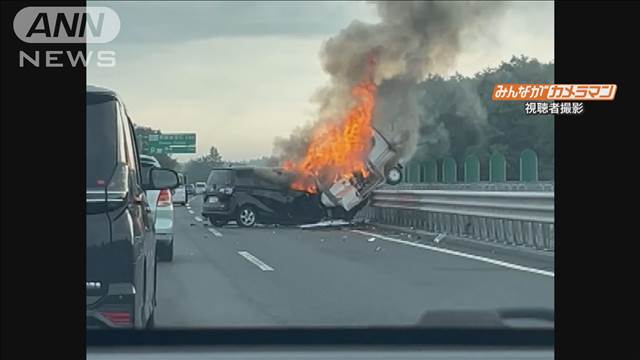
87,84,118,97
210,166,284,172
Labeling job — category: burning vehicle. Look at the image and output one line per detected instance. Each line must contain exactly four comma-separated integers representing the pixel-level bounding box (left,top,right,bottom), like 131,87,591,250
319,128,403,213
202,135,401,228
202,167,327,227
202,128,402,227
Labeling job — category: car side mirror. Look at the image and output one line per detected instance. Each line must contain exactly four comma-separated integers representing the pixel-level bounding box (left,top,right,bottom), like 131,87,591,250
149,168,180,190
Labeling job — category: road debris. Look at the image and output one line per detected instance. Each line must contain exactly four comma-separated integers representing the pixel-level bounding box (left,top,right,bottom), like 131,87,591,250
299,219,352,229
367,237,376,242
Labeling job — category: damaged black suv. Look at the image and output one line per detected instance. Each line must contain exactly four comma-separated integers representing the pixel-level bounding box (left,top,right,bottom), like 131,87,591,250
202,167,334,227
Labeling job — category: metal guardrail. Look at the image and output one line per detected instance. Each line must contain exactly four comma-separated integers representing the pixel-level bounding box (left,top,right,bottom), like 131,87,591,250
359,188,555,251
379,182,554,192
372,190,554,223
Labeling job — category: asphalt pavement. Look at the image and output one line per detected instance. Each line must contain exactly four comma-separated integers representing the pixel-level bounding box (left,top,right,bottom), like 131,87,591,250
155,195,554,328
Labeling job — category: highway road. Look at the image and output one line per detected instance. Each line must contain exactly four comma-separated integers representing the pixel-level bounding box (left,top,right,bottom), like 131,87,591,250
155,195,554,328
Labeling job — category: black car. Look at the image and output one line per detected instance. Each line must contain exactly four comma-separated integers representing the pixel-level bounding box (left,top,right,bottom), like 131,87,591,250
202,167,331,227
86,85,180,329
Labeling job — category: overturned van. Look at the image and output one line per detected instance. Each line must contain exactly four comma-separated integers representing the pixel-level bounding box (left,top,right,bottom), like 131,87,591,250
320,128,403,213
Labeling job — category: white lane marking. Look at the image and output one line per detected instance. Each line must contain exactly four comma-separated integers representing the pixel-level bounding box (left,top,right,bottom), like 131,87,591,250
194,216,203,222
188,210,194,215
351,230,554,278
238,251,274,271
208,228,223,237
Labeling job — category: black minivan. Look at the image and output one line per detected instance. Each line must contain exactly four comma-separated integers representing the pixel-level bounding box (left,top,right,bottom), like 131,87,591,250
86,85,180,328
201,167,366,227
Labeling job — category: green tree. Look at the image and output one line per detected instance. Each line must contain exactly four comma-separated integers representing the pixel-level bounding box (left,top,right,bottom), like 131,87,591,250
411,55,554,180
183,146,225,183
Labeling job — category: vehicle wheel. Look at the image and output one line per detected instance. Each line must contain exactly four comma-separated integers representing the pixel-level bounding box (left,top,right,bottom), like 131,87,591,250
237,206,257,227
158,239,174,262
386,166,403,185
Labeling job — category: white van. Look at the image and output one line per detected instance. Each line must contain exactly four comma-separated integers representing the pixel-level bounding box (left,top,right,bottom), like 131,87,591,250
172,173,187,205
320,128,403,211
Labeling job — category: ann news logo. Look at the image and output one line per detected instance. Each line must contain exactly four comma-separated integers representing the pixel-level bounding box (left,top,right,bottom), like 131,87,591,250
13,7,120,68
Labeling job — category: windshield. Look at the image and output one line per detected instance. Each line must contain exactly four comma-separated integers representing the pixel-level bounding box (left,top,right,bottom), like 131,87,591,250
86,95,117,189
86,1,554,333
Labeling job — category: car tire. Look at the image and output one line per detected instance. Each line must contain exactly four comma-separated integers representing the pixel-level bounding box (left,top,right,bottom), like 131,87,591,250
386,166,403,185
237,205,257,227
158,239,174,262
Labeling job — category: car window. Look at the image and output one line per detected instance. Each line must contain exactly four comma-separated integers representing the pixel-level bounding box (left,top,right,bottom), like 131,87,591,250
128,122,143,185
86,95,117,188
118,102,139,177
140,160,158,186
234,170,255,187
206,170,233,187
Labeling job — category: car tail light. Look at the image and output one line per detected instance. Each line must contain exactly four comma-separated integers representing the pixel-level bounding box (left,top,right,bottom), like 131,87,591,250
157,189,171,207
107,163,128,192
99,311,131,326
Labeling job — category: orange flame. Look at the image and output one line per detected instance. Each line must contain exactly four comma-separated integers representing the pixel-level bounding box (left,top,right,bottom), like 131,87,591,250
283,60,378,193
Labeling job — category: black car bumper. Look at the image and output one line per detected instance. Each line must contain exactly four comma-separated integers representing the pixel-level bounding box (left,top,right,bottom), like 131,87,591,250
86,282,137,329
202,206,234,219
202,195,234,219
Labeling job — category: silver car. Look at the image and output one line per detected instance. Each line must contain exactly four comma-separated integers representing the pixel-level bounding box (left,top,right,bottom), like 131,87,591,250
194,182,207,194
140,154,175,261
172,173,188,206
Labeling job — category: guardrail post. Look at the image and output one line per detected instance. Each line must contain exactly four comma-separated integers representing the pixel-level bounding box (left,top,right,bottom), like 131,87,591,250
533,222,544,250
504,220,514,245
496,219,505,244
523,221,534,247
513,221,524,245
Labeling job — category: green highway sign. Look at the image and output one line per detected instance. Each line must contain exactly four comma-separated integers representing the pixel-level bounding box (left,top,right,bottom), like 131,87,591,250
137,133,196,154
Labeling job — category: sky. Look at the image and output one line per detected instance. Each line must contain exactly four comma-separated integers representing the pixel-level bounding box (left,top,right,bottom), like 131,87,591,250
87,1,554,162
